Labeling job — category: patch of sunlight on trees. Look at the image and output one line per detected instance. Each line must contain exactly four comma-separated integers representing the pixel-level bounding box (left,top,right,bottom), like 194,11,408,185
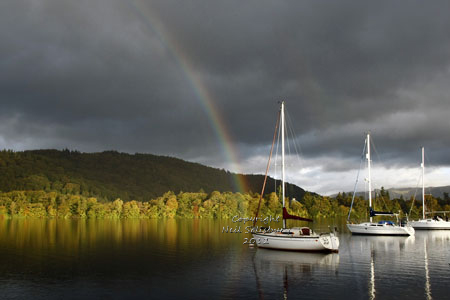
0,188,448,220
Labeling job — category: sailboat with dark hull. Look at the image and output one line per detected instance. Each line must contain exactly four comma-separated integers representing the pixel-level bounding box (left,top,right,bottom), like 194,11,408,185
252,101,339,252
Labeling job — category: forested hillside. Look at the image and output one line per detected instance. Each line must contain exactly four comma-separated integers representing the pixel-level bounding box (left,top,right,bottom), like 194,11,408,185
0,149,305,202
1,150,448,220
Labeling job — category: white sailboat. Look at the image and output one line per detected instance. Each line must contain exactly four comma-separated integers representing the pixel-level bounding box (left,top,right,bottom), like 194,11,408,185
347,132,415,236
409,147,450,230
252,101,339,252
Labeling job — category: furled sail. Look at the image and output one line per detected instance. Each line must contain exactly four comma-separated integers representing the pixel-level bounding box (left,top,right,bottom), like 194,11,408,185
369,207,394,217
283,207,313,222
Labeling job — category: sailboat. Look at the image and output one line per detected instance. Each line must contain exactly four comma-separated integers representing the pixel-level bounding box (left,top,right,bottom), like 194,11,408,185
252,101,339,252
347,132,415,236
409,147,450,230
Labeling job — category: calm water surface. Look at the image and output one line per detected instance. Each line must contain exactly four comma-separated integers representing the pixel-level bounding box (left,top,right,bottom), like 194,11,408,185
0,218,449,299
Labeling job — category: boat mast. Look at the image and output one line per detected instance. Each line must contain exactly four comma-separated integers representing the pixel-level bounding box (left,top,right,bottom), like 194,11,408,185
281,101,286,229
367,132,373,223
422,147,425,220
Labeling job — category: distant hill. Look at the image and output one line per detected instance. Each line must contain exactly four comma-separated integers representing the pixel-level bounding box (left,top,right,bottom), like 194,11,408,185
386,186,450,200
334,186,450,200
0,149,306,202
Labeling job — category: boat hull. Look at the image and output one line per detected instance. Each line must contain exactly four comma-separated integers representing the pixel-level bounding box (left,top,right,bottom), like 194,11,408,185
347,223,415,236
410,219,450,230
252,232,339,252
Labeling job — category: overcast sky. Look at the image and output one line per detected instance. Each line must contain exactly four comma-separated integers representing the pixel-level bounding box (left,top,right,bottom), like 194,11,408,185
1,0,450,195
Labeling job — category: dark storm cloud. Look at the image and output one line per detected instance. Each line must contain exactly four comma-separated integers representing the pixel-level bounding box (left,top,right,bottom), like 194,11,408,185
0,0,220,156
1,0,450,175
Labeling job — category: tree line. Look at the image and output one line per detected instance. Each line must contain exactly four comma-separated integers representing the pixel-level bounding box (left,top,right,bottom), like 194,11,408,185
0,149,305,202
1,188,449,220
1,149,449,220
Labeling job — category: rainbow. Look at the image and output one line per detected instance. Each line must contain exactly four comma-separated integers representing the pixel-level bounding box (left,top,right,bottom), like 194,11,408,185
125,0,248,193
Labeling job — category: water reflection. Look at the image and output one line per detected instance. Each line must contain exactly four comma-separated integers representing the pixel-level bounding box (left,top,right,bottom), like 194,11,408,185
424,237,431,300
370,249,375,300
420,229,450,243
349,235,416,252
0,219,449,299
254,248,339,271
0,218,245,253
252,248,339,299
417,230,450,300
347,231,450,300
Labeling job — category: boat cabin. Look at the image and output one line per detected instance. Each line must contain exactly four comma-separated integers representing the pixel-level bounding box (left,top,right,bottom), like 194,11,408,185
291,227,312,236
377,221,394,226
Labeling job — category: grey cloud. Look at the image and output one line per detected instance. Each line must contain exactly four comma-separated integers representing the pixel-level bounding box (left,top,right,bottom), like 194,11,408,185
1,0,450,193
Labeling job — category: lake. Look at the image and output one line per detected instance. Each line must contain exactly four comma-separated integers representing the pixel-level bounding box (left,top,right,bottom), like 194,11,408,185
0,218,449,299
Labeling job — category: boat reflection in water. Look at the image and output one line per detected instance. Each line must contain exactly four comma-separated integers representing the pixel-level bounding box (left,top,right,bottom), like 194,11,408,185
418,230,450,300
369,249,375,300
424,236,431,300
348,235,416,300
418,229,450,243
252,248,339,299
253,248,339,270
349,234,416,253
348,231,450,300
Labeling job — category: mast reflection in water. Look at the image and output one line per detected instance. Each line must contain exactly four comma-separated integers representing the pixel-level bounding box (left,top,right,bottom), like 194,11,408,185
0,219,449,299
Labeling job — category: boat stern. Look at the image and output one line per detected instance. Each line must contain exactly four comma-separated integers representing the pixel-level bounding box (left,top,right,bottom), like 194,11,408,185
319,234,339,252
404,225,415,236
